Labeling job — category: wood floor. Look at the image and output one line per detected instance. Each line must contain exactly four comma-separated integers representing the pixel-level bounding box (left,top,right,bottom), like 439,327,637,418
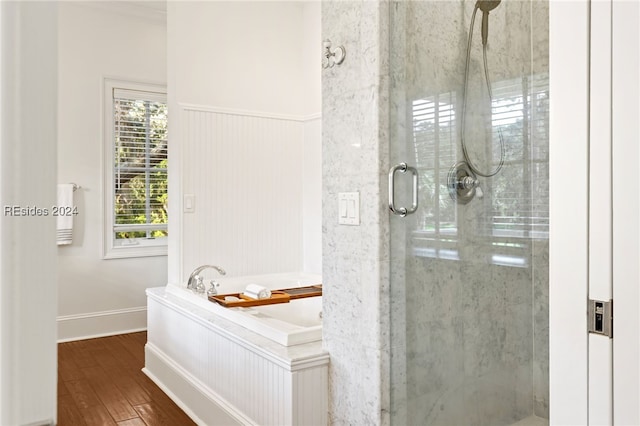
58,332,196,426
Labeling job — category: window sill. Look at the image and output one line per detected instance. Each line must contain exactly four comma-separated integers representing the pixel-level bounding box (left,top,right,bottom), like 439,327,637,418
103,243,167,259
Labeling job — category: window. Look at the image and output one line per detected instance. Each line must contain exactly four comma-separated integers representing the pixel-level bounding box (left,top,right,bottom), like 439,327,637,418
410,73,549,265
103,79,168,258
489,73,549,239
410,92,460,260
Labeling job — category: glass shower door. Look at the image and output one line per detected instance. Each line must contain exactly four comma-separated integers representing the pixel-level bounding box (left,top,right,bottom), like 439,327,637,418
389,1,550,424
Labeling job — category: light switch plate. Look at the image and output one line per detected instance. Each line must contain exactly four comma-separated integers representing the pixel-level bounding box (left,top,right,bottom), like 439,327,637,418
184,194,195,213
338,192,360,225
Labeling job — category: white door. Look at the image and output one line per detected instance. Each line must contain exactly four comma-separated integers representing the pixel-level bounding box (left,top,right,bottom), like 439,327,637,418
549,1,590,421
551,1,640,423
611,0,640,423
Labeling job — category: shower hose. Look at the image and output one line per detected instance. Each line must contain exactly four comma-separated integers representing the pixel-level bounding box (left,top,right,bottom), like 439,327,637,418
460,4,506,178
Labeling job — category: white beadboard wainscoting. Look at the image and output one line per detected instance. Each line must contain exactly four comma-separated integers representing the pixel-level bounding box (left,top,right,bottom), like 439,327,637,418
176,104,322,281
145,287,329,425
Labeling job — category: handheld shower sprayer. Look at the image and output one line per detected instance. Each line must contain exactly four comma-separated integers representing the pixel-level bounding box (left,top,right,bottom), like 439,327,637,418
450,0,504,202
458,0,505,179
476,0,501,46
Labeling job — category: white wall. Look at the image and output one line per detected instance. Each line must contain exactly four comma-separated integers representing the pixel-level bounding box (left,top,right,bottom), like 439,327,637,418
302,1,322,117
169,2,316,115
302,2,322,274
1,2,58,423
57,3,167,341
303,117,322,274
167,2,321,284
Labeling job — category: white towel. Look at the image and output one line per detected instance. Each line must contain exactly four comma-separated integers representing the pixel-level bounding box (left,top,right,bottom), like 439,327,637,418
242,284,272,300
56,184,74,245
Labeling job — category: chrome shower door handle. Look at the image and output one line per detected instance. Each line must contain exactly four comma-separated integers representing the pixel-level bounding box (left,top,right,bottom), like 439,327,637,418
389,163,419,217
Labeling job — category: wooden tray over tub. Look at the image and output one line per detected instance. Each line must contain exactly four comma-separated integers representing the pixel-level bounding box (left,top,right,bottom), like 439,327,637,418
208,285,322,308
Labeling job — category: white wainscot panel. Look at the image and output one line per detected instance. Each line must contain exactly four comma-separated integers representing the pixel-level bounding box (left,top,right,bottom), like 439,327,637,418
145,288,328,426
179,104,306,278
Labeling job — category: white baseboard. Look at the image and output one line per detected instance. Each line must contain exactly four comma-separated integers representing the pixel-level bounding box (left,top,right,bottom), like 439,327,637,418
22,420,54,426
143,342,247,426
57,306,147,342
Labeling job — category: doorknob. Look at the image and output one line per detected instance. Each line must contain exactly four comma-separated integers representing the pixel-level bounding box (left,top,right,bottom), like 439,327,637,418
389,163,419,217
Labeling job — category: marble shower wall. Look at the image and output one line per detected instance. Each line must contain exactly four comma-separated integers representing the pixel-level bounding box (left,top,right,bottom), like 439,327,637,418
389,0,549,424
321,2,391,425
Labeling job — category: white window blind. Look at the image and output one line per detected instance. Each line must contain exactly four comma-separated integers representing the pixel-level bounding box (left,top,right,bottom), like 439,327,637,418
112,88,168,243
409,73,549,261
489,73,549,239
412,93,458,236
410,93,461,260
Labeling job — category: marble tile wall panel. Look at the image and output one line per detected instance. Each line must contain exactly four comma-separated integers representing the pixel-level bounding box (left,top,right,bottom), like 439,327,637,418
402,256,538,424
322,1,391,425
533,240,550,418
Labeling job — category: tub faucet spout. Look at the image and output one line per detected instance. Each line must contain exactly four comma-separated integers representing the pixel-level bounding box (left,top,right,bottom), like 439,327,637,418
187,265,226,294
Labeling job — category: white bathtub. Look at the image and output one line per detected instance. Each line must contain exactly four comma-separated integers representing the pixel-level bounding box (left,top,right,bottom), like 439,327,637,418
165,272,322,346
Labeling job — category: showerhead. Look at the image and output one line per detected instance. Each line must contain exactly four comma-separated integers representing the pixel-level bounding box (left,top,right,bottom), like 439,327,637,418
476,0,501,13
475,0,501,46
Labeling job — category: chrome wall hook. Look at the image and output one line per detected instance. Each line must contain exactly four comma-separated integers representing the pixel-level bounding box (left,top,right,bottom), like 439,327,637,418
322,39,345,69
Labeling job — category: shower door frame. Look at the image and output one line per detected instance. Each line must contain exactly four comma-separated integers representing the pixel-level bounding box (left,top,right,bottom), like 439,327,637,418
550,0,640,423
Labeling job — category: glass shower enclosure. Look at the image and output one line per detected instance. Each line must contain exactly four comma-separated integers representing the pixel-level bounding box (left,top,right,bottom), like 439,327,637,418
389,1,549,424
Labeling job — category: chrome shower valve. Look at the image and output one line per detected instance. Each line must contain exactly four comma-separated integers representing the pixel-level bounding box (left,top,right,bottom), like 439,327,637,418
448,161,483,204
